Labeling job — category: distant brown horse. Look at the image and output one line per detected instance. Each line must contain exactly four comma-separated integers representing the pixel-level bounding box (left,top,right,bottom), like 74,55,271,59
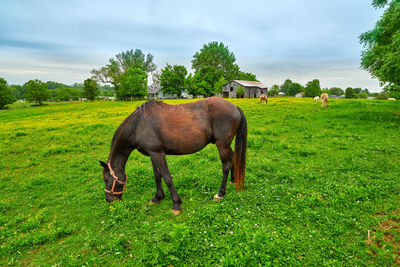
321,93,329,108
260,93,267,104
100,96,247,215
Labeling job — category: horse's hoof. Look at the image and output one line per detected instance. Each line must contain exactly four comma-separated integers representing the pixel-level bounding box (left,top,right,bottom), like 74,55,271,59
149,200,158,206
214,194,224,201
172,209,181,216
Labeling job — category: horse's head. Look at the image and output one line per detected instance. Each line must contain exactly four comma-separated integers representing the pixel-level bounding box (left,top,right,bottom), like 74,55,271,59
100,160,126,203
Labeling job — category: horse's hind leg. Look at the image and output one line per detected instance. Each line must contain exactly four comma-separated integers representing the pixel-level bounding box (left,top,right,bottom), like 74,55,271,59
149,152,182,215
149,156,165,205
229,148,235,184
215,142,233,201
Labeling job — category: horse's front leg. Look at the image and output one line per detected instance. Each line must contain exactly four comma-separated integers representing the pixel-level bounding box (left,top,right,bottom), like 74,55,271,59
149,152,182,215
149,156,165,205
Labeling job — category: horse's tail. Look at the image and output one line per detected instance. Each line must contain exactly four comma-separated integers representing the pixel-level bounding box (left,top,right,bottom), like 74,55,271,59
234,106,247,190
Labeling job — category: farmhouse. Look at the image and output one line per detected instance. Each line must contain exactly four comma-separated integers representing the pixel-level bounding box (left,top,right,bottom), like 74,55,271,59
222,80,268,98
147,82,177,99
295,92,305,97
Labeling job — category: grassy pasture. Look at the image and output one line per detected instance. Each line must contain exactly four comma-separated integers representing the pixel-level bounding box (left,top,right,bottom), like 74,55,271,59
0,98,399,266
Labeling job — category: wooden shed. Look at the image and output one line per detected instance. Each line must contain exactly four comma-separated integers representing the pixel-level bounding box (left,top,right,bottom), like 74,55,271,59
221,80,268,98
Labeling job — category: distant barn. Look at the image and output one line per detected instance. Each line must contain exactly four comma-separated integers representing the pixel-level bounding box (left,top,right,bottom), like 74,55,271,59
222,80,268,98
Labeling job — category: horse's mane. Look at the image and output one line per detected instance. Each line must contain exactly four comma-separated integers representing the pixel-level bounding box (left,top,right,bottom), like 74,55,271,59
137,100,168,116
111,100,167,146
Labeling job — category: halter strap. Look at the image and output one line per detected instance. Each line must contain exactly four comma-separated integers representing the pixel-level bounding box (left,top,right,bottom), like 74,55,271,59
104,162,127,195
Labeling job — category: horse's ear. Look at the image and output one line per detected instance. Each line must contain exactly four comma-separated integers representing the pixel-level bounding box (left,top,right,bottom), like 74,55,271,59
99,160,108,169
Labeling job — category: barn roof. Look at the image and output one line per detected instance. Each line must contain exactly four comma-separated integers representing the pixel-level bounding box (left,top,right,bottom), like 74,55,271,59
227,80,268,89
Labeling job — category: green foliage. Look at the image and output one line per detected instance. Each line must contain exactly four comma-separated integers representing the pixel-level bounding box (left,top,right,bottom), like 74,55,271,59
377,92,389,99
280,79,293,94
0,99,399,265
91,49,156,92
304,79,321,97
82,78,99,101
25,79,50,105
236,86,245,97
8,85,25,99
160,64,188,97
372,0,391,8
192,42,237,81
345,87,355,98
288,82,303,96
191,42,257,94
119,67,148,100
214,77,228,94
384,84,400,99
358,92,369,99
330,87,344,96
45,81,69,90
321,88,331,95
269,84,280,96
56,87,81,101
0,78,16,109
186,72,212,97
237,71,258,82
360,1,400,88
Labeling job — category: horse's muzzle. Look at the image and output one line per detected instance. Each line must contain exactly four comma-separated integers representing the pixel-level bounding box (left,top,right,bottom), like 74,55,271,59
105,192,121,203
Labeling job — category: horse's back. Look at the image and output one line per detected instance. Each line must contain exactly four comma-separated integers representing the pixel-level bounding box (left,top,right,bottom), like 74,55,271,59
136,97,241,154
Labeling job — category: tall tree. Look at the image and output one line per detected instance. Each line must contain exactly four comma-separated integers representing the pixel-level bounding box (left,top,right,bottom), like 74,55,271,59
119,67,148,100
345,87,355,98
192,42,238,94
360,0,400,90
288,82,303,96
25,79,50,105
304,79,321,97
91,49,156,96
330,87,344,96
191,42,258,94
82,78,99,100
9,85,25,99
160,64,188,98
57,87,81,101
237,71,258,82
214,77,228,94
280,79,293,94
269,84,280,96
186,73,209,97
0,78,16,109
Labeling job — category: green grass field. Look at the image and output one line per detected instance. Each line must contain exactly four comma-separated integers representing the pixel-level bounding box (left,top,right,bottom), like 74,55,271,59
1,98,399,265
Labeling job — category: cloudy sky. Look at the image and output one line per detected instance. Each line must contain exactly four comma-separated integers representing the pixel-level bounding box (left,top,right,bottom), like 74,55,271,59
0,0,384,91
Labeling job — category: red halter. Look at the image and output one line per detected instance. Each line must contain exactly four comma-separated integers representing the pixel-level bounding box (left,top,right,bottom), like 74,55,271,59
104,162,127,195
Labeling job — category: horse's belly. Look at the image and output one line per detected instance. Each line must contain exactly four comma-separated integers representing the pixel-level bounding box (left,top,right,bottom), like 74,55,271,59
161,125,211,155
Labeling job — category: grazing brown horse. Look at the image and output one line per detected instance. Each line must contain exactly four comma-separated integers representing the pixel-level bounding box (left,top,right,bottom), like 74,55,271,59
100,96,247,215
260,93,267,104
321,93,329,108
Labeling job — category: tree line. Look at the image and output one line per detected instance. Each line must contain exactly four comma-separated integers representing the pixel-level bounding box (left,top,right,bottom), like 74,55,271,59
267,78,373,99
0,78,114,109
0,41,258,109
90,42,258,100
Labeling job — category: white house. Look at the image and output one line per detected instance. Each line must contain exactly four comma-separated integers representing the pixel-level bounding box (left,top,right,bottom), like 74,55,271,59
147,83,177,99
